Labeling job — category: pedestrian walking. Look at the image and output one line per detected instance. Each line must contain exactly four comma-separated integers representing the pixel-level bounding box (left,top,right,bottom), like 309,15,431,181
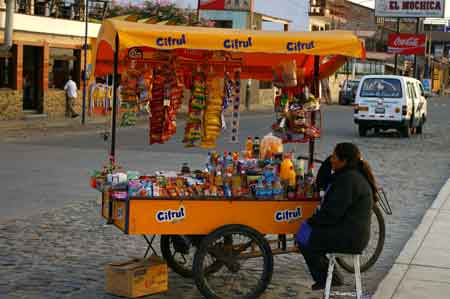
64,76,79,118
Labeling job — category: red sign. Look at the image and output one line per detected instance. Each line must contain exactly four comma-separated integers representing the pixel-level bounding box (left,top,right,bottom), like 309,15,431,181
199,0,225,10
387,34,426,55
199,0,250,11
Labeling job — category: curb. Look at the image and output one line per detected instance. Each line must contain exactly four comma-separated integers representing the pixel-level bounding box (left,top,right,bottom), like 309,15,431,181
372,177,450,299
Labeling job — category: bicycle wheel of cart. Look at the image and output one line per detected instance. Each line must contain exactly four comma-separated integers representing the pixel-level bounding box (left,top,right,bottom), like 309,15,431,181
193,224,274,299
337,204,385,273
161,235,223,278
161,235,196,278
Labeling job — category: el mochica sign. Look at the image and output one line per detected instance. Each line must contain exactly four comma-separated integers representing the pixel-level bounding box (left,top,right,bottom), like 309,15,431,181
375,0,444,17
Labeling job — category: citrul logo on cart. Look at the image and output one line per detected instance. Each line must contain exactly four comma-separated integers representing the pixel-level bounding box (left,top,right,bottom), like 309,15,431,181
274,207,302,223
156,206,186,223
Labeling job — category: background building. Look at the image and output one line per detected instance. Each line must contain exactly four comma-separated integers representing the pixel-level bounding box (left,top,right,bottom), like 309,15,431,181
0,0,106,120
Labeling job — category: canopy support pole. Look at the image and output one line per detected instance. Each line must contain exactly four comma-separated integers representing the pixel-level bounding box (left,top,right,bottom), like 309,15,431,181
110,34,119,164
309,55,320,170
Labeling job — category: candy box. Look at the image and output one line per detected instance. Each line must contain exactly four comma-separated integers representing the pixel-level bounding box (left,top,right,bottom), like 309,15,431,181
105,255,168,298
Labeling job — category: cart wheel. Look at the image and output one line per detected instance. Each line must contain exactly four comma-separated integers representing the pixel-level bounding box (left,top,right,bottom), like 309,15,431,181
161,235,222,278
161,235,196,278
193,224,273,299
337,204,385,273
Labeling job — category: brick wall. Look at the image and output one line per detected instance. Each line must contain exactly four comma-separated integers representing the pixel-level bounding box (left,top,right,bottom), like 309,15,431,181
0,89,23,120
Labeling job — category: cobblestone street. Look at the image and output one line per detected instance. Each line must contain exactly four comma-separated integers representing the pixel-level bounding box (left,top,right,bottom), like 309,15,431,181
1,98,450,299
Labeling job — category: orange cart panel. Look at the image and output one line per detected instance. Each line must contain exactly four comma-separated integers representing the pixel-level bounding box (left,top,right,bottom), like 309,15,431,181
116,199,319,235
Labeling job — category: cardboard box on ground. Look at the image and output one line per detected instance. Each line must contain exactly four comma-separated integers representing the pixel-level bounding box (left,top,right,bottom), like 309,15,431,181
105,255,168,298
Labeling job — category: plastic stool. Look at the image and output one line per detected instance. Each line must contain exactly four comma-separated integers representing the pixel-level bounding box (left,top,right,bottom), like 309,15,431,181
324,253,362,299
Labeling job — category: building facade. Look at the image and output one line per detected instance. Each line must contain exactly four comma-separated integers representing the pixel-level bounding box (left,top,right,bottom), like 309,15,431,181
0,0,104,120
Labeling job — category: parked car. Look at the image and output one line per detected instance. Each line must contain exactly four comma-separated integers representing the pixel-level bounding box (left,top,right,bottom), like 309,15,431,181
338,79,360,105
354,75,428,138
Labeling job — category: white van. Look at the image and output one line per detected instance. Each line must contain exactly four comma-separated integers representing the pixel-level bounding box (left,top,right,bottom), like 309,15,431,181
354,75,427,137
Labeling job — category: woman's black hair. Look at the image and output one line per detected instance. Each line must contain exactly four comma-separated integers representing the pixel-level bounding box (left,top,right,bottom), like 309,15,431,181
334,142,378,199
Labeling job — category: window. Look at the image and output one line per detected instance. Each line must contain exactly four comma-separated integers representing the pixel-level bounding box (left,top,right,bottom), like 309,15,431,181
0,52,15,89
214,20,233,28
360,78,402,98
48,48,80,89
259,81,273,89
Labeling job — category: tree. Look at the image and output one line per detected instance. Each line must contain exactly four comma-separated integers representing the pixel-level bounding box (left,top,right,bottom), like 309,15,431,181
107,1,213,26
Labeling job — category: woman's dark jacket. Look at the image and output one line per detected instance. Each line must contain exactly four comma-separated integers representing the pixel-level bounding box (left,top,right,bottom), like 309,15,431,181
307,167,373,254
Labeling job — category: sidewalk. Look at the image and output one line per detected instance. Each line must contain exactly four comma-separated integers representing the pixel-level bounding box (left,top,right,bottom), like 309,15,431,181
0,115,111,132
373,178,450,299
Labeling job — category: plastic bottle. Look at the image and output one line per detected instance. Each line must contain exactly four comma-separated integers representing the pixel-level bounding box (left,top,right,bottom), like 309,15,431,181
305,167,315,198
205,152,212,172
215,171,223,188
287,166,297,199
296,172,305,199
256,176,265,198
296,158,305,178
280,153,294,184
232,174,242,197
224,173,232,197
246,137,253,159
273,177,284,200
240,170,248,194
253,136,260,159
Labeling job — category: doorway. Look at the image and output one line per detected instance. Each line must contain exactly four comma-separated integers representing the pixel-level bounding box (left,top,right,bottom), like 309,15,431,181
23,46,44,113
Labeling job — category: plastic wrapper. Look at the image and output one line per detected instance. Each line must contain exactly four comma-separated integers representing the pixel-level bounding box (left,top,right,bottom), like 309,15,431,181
260,133,283,159
201,78,223,149
273,60,297,88
184,72,207,147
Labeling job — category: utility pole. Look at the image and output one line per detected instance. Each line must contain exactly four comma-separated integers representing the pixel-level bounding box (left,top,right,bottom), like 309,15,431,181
245,0,254,111
196,0,200,21
81,0,89,125
394,18,400,75
414,17,420,79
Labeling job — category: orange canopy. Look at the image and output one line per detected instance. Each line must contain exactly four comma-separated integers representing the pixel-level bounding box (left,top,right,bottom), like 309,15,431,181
93,19,366,80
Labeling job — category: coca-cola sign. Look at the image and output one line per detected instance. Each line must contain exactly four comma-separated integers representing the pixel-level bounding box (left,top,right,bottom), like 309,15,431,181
387,34,426,55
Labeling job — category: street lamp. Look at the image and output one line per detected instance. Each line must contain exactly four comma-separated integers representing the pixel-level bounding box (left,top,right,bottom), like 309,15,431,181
82,0,89,125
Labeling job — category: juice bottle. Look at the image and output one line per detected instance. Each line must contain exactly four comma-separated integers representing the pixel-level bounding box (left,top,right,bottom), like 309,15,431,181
245,137,253,159
280,154,294,183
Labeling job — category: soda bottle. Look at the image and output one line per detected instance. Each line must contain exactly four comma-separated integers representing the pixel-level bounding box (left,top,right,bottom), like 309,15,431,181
305,167,315,198
296,158,305,178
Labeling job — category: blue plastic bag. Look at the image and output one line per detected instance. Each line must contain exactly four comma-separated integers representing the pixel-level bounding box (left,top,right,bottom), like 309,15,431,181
296,221,312,247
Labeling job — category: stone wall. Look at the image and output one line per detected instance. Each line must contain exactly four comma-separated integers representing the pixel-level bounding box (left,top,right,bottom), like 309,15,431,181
44,89,83,118
44,89,65,118
0,89,23,120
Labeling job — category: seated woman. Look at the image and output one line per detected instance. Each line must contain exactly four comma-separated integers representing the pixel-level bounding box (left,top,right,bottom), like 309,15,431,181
297,142,377,290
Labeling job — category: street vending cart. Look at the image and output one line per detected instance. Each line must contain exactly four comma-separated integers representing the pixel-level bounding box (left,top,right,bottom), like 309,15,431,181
91,19,382,299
